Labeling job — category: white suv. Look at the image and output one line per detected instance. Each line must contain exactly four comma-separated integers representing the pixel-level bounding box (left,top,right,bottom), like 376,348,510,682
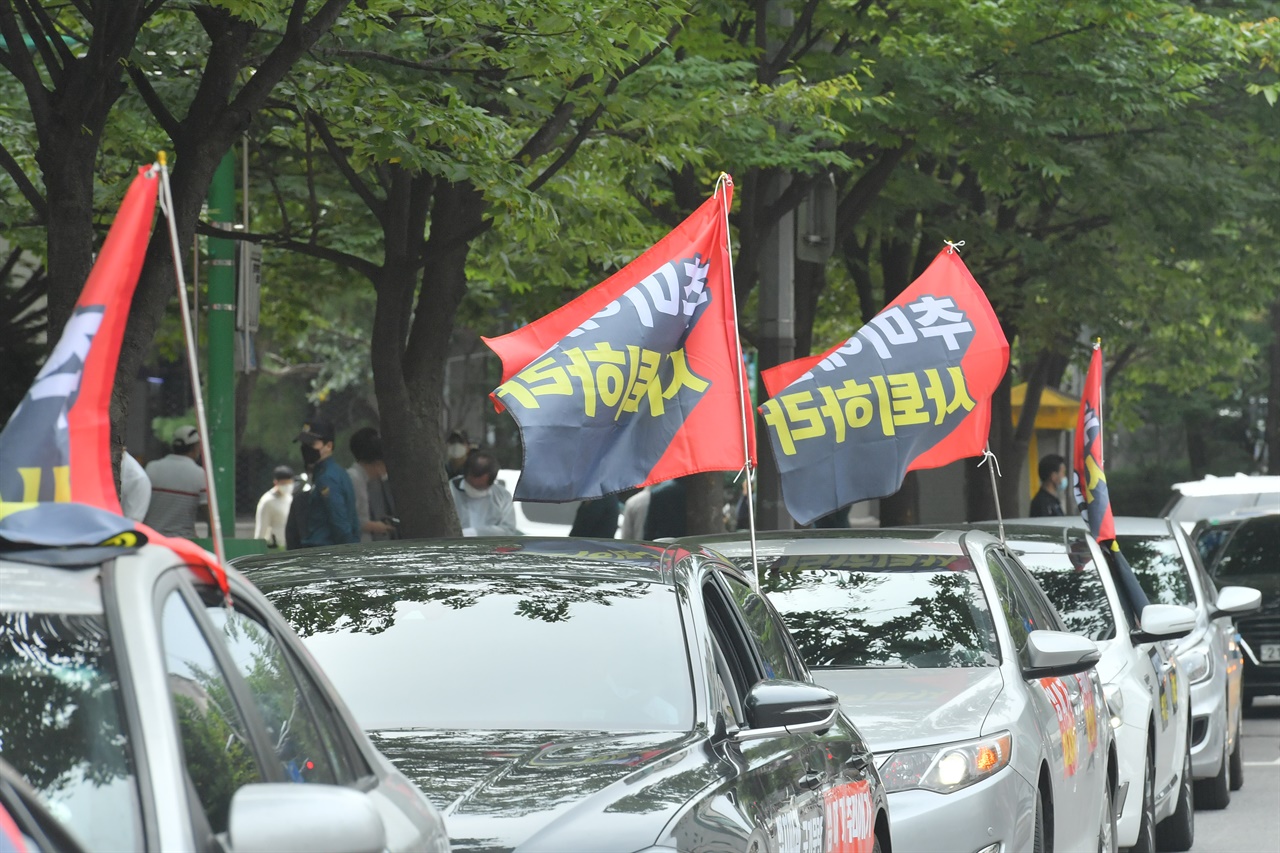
1162,474,1280,531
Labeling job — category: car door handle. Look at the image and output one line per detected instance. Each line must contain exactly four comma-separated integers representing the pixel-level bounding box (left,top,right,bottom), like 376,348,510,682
798,770,824,791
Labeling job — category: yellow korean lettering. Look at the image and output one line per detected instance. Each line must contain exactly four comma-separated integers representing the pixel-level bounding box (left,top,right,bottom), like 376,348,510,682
563,348,598,417
817,386,847,443
583,343,627,409
618,347,662,418
761,398,799,456
888,372,930,427
923,366,977,424
662,349,710,400
868,376,895,436
495,356,571,409
782,391,826,444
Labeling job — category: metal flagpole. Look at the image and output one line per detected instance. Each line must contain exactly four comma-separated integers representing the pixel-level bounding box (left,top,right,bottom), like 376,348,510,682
157,153,228,577
716,172,759,589
981,443,1005,546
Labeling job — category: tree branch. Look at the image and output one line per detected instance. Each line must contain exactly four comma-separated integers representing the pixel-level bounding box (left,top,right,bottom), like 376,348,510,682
13,0,65,87
0,1,52,128
0,139,46,220
759,0,822,83
193,220,380,280
306,110,385,223
126,63,181,141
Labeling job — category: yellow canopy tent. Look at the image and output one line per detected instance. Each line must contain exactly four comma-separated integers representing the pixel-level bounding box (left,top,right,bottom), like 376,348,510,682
1010,384,1080,497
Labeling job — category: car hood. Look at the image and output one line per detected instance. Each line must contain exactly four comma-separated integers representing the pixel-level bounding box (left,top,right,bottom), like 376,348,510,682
813,667,1003,752
369,728,716,852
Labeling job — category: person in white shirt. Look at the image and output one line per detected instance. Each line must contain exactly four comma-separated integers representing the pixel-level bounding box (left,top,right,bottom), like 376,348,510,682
119,450,151,521
620,486,651,540
142,425,208,538
254,465,295,549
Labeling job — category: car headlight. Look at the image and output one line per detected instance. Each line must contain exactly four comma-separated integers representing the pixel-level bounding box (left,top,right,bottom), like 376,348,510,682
1103,683,1125,729
876,732,1012,794
1179,647,1213,684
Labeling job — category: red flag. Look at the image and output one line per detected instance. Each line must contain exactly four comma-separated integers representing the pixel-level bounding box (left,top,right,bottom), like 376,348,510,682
1072,344,1115,542
0,166,158,510
758,248,1008,524
484,178,754,501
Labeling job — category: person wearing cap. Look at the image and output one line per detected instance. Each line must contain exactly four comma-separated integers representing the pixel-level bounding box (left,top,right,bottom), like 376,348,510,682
142,425,208,537
254,465,295,549
295,420,361,547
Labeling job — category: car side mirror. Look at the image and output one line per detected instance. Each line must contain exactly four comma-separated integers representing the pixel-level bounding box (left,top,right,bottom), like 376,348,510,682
1211,586,1262,619
227,784,385,853
1022,630,1101,679
1131,604,1197,644
734,679,840,743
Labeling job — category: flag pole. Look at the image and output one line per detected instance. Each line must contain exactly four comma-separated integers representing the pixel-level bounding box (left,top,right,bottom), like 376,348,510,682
980,443,1005,546
157,153,228,581
717,172,759,589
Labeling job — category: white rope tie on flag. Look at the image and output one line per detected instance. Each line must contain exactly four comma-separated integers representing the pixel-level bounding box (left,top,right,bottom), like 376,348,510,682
944,239,966,254
978,443,1005,546
716,171,759,591
157,153,228,595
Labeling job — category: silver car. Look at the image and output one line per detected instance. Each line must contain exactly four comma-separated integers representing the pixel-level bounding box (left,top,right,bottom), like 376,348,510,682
1111,516,1260,808
0,540,450,853
682,528,1116,853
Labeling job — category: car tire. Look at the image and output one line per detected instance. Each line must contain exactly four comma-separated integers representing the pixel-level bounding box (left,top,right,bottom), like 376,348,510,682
1156,747,1195,851
1228,711,1244,792
1194,736,1230,809
1129,747,1157,853
1033,786,1047,853
1098,777,1117,853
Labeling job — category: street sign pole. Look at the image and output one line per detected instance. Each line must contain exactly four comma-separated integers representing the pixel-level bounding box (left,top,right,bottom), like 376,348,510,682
206,152,236,537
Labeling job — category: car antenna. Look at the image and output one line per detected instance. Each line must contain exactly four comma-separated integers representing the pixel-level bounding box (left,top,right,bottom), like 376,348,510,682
978,443,1006,546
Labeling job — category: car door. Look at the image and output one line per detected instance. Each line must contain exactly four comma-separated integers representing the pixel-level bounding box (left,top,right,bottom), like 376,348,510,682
699,569,831,852
719,570,879,853
998,551,1108,850
983,549,1083,850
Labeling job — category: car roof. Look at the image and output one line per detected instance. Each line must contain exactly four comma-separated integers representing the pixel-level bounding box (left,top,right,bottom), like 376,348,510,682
680,527,974,558
0,543,181,613
234,537,690,590
1170,473,1280,497
915,521,1081,553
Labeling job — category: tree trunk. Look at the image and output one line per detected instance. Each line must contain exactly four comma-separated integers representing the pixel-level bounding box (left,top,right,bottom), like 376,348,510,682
38,141,101,339
1184,410,1210,479
1268,297,1280,472
685,472,725,535
793,257,826,358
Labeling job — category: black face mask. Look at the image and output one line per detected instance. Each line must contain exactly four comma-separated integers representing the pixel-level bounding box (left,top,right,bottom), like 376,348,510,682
300,444,322,467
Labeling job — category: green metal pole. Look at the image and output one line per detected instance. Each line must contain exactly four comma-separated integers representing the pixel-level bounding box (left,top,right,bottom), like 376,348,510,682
206,152,237,538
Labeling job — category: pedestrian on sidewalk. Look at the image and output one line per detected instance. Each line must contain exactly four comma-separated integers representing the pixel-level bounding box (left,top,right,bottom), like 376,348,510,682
295,420,361,547
254,465,295,549
142,426,208,538
348,427,396,542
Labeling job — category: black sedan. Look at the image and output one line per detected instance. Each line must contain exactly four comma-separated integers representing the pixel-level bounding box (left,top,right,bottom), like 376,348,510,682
236,539,888,853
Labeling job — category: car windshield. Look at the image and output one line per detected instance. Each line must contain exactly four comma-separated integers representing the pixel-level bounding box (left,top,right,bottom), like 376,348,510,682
739,553,1001,668
1211,515,1280,578
1116,534,1196,607
1011,544,1117,641
267,574,693,731
0,611,142,851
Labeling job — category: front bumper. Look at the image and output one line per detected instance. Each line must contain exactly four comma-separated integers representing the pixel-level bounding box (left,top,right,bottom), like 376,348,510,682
884,765,1033,853
1188,673,1226,780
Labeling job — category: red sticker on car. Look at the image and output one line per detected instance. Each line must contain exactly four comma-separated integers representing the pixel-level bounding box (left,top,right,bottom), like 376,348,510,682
824,780,875,853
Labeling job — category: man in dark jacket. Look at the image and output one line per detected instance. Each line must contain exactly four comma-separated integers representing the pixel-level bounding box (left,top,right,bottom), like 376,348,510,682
295,420,361,546
1029,453,1067,517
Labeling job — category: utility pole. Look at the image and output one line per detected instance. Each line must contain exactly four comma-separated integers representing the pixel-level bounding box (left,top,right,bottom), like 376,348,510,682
206,152,236,537
754,0,796,531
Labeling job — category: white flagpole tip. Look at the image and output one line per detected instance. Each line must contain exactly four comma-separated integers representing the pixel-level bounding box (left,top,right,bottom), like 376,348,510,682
944,239,966,254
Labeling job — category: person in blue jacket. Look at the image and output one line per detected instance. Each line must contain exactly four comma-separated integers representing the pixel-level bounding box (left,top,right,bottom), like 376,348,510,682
295,420,361,546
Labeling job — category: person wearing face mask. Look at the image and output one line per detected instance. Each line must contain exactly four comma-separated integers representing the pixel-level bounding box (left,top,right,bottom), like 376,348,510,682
444,429,473,479
347,427,396,542
254,465,295,549
1029,453,1068,517
449,448,521,536
294,420,361,546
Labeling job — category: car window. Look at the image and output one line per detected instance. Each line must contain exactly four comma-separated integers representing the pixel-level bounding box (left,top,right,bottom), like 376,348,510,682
754,552,1000,669
1012,543,1117,642
721,573,802,681
1212,516,1280,578
998,553,1064,632
986,553,1035,655
1194,524,1236,569
203,599,347,785
1115,534,1195,606
1167,493,1267,524
274,574,694,731
161,592,264,834
703,580,756,724
0,611,142,852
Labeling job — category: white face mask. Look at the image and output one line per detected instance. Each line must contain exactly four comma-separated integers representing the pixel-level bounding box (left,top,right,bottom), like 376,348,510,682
461,480,489,499
447,442,468,460
277,481,294,497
